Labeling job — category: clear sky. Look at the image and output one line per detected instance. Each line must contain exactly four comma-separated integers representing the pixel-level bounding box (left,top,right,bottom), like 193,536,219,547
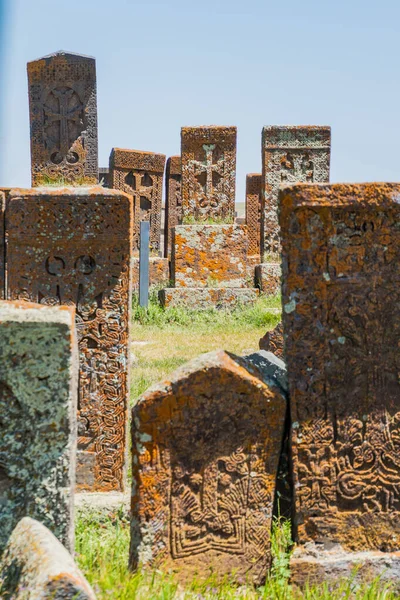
1,0,400,203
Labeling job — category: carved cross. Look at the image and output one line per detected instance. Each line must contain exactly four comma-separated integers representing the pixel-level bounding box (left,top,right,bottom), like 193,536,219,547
44,89,83,157
192,144,224,207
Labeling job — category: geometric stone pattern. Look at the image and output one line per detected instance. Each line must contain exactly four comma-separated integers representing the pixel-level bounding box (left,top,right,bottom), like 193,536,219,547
164,156,182,258
0,517,96,599
109,148,166,253
130,350,286,584
181,126,236,222
245,173,262,259
255,262,281,296
27,51,98,186
0,302,77,553
172,224,248,288
262,126,330,255
6,187,133,493
259,322,284,359
159,287,259,310
280,182,400,553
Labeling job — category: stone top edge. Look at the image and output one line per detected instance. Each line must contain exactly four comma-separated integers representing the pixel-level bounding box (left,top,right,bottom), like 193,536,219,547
167,156,181,174
279,182,400,207
263,125,331,132
111,147,166,158
181,125,237,139
8,186,132,200
28,50,95,64
0,301,75,326
181,125,237,130
174,223,244,230
110,148,166,171
246,173,262,178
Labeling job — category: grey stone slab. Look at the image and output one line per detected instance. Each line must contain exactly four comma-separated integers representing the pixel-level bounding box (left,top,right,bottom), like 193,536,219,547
243,349,287,394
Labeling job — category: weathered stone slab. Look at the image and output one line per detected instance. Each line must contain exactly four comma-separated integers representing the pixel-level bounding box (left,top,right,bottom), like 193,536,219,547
259,322,284,358
0,301,77,553
109,148,166,253
244,350,287,394
262,126,330,254
160,287,258,309
255,262,281,296
6,187,133,493
172,224,248,288
280,183,400,584
0,192,5,299
130,350,286,584
181,126,236,222
132,257,169,291
164,156,182,258
0,517,96,599
99,167,110,187
27,51,98,186
245,173,262,260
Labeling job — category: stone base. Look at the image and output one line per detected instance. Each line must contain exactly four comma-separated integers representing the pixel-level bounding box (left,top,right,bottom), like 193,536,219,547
132,256,169,290
255,262,281,295
290,544,400,592
159,287,259,309
75,492,130,516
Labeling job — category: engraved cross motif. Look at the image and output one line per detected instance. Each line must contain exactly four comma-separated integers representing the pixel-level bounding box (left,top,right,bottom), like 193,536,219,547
192,144,224,208
44,88,83,157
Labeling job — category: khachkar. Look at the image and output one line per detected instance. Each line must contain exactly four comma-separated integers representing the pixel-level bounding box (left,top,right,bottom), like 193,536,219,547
130,350,287,584
27,51,98,186
245,173,262,263
164,156,182,258
0,301,77,553
109,148,166,253
181,126,236,222
6,187,133,493
281,183,400,589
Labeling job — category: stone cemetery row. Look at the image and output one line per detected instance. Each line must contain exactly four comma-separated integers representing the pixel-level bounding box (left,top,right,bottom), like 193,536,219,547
21,50,332,307
3,184,400,596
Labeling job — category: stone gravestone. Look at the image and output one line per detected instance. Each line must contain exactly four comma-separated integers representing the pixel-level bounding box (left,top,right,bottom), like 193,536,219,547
27,51,98,186
181,126,236,222
130,350,286,584
0,192,5,299
0,301,77,553
6,187,133,493
164,156,182,258
245,173,262,263
259,322,284,359
99,167,110,187
0,517,96,599
281,182,400,587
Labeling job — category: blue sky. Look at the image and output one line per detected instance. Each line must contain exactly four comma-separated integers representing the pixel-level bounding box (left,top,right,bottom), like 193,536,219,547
1,0,400,202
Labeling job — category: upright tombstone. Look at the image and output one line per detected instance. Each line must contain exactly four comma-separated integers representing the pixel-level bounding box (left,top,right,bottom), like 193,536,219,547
27,50,98,186
6,187,133,493
109,148,166,253
245,173,262,262
261,126,331,255
0,192,6,299
99,167,110,187
0,301,77,553
130,350,287,584
281,183,400,587
164,155,182,258
181,126,236,222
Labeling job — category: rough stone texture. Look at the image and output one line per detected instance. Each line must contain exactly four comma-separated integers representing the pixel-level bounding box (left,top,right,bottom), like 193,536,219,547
98,167,110,188
255,262,281,296
160,287,258,309
0,301,77,553
244,350,287,394
75,492,130,516
130,350,286,584
109,148,166,253
6,187,133,493
280,183,400,581
172,224,248,288
262,126,330,254
259,322,284,358
245,173,262,261
181,126,236,222
27,51,98,186
132,257,169,290
0,517,96,599
164,156,182,258
0,192,5,299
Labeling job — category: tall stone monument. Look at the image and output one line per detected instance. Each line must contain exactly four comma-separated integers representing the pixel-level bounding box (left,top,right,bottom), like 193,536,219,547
245,173,262,263
181,126,236,222
27,51,98,186
0,301,77,553
130,350,287,584
281,182,400,587
6,187,133,493
164,155,182,258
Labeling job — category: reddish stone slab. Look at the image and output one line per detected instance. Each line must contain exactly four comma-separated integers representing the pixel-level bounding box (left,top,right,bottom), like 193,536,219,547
280,183,400,579
6,187,133,492
110,148,166,253
164,156,182,258
259,322,284,359
130,350,287,584
0,192,5,299
181,126,236,222
262,126,330,254
245,173,262,260
132,257,169,291
27,51,98,186
159,287,258,309
255,262,281,296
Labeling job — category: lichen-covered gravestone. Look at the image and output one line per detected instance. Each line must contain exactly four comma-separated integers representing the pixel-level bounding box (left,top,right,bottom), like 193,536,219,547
27,50,98,186
0,301,77,553
164,156,182,258
245,173,262,262
281,183,400,588
6,187,133,493
0,517,96,599
130,350,287,584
